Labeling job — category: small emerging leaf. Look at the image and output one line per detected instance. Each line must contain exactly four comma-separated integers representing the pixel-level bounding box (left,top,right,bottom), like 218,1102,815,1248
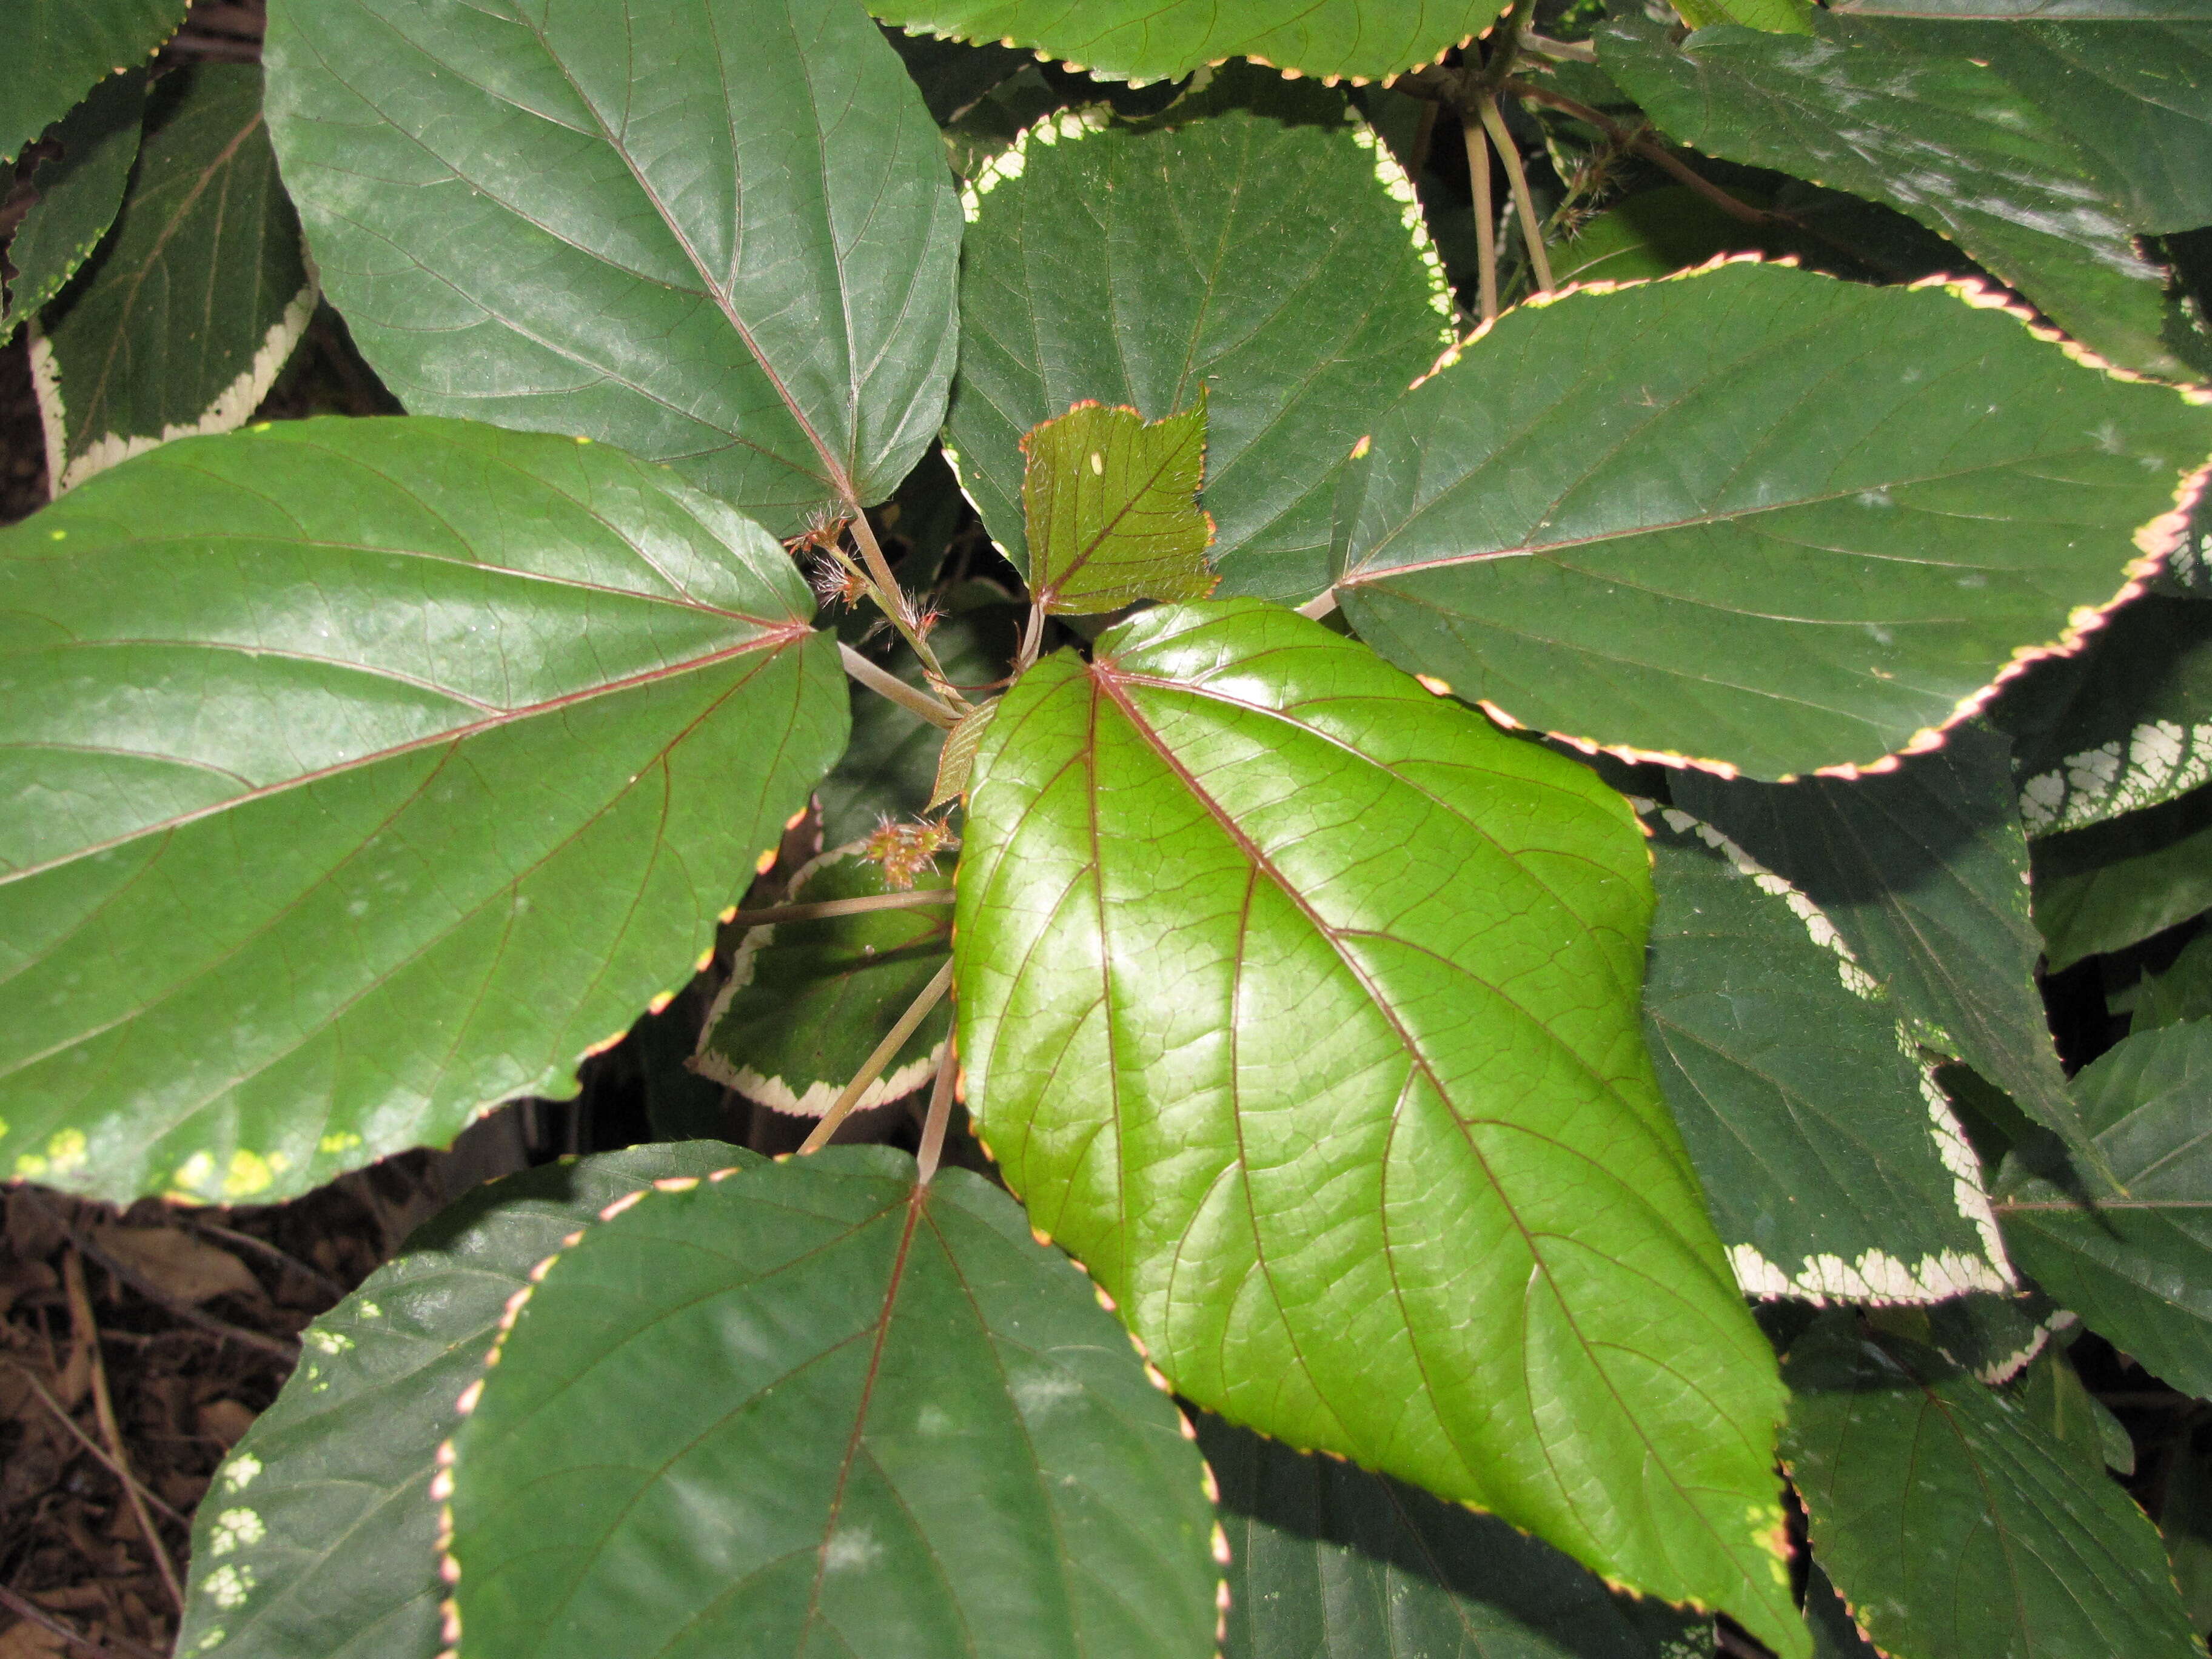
694,843,953,1116
930,700,997,808
1023,400,1217,614
448,1150,1221,1659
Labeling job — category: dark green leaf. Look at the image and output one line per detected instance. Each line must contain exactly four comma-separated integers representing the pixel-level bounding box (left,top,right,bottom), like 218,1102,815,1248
1640,803,2013,1302
1547,186,1814,288
1925,1290,2068,1381
173,1144,748,1659
1333,260,2212,779
1803,1565,1880,1659
2032,783,2212,968
1997,595,2212,836
1994,1020,2212,1398
448,1148,1221,1659
2010,1342,2136,1475
1783,1318,2199,1659
954,600,1800,1655
4,1,183,166
1024,400,1216,614
2134,932,2212,1033
1,73,144,344
33,65,313,492
1597,15,2209,379
263,0,960,535
866,1,1508,84
694,843,954,1115
947,76,1454,603
1674,725,2091,1176
0,417,845,1203
1202,1415,1712,1659
2161,1433,2212,1637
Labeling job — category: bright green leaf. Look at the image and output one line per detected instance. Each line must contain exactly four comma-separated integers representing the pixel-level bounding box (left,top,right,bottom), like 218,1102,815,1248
32,65,314,494
947,76,1454,603
4,0,183,166
448,1148,1221,1659
1640,803,2013,1302
2032,783,2212,968
1674,725,2094,1179
0,417,845,1204
1597,15,2210,379
1999,596,2212,836
1675,0,1816,33
954,599,1801,1655
930,699,996,807
172,1143,749,1659
1783,1316,2200,1659
1,73,144,344
2134,933,2212,1033
1202,1414,1714,1659
1332,261,2212,780
263,0,960,535
1022,400,1216,614
694,843,954,1116
866,1,1508,84
1834,0,2212,12
1994,1020,2212,1398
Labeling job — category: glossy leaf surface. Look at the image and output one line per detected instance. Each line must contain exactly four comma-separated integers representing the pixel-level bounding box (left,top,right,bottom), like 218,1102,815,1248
947,79,1452,603
0,418,845,1203
1,73,143,344
1202,1415,1713,1659
1598,16,2207,379
694,843,954,1115
1641,804,2010,1302
2031,784,2212,968
4,0,183,165
2000,595,2212,835
172,1144,746,1659
954,600,1800,1654
1783,1317,2200,1659
263,0,960,535
448,1148,1220,1659
1994,1021,2212,1398
33,65,313,494
1024,400,1216,614
1674,725,2088,1171
867,1,1506,83
1333,261,2212,779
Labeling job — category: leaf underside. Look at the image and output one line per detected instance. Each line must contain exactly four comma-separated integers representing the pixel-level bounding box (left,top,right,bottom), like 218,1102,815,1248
694,843,954,1115
954,598,1800,1655
263,0,960,535
947,74,1452,603
172,1143,749,1659
449,1149,1221,1659
1333,260,2212,779
34,64,315,494
1783,1318,2200,1659
868,1,1510,84
1640,804,2011,1303
0,417,845,1204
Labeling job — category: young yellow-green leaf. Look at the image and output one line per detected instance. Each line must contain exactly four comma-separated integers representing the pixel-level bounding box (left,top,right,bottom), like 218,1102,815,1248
1022,400,1216,614
1783,1317,2200,1659
954,599,1802,1656
1640,804,2013,1303
0,417,845,1205
1332,261,2212,780
1994,1021,2212,1398
263,0,960,536
868,1,1507,84
1674,725,2094,1182
947,74,1453,603
1999,596,2212,836
1,73,144,345
1597,15,2207,379
2031,783,2212,968
447,1149,1221,1659
1202,1415,1716,1659
930,699,996,808
1675,0,1816,32
4,0,183,166
694,844,954,1116
172,1143,748,1659
32,65,314,494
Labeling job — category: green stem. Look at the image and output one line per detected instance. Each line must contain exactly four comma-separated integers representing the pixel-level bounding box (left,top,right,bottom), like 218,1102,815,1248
798,957,956,1154
726,888,954,931
1480,94,1555,295
915,1037,959,1185
1463,115,1500,323
839,640,964,729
